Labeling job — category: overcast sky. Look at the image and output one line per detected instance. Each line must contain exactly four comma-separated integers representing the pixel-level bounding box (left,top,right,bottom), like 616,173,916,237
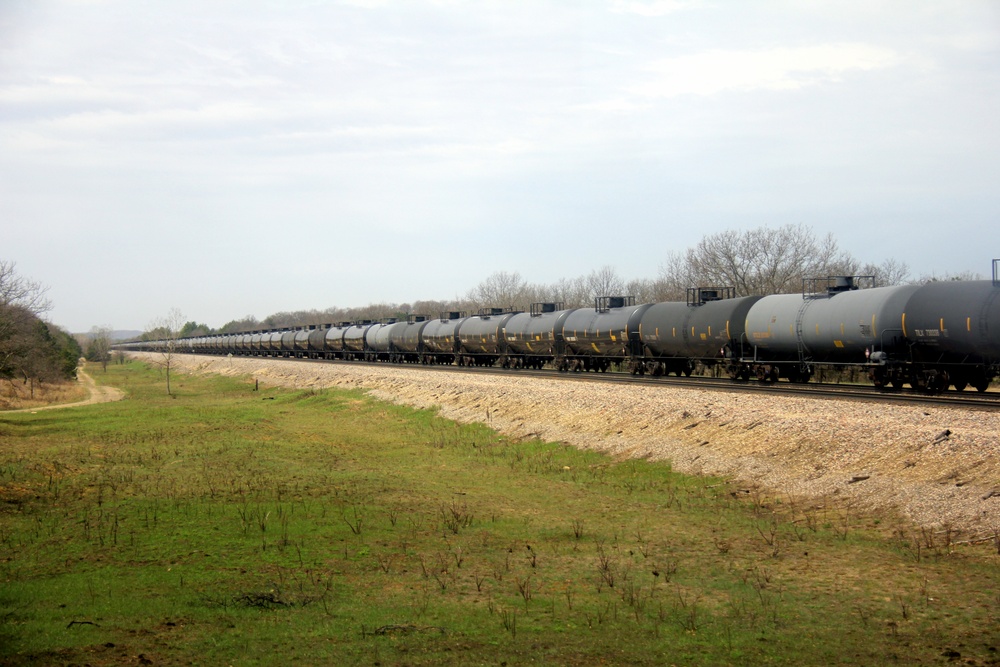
2,1,999,333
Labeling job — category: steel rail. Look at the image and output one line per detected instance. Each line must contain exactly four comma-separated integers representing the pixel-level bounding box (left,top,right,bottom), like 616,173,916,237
199,352,1000,412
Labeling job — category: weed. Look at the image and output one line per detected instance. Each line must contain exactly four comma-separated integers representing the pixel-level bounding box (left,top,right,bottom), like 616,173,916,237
3,360,999,666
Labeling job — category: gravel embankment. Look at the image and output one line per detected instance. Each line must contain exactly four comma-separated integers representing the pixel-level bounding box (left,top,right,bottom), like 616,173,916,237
142,353,1000,535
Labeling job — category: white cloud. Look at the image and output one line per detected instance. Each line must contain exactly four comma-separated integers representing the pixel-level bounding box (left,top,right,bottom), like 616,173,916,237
609,0,696,17
630,43,901,97
572,98,651,114
1,1,998,331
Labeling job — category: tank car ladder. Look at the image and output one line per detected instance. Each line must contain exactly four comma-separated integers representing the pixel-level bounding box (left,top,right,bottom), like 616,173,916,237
790,297,815,382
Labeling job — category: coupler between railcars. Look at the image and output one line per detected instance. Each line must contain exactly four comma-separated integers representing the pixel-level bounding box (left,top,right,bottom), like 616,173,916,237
727,359,813,384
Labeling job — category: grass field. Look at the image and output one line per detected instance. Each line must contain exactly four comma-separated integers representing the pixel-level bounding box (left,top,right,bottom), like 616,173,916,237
1,360,998,665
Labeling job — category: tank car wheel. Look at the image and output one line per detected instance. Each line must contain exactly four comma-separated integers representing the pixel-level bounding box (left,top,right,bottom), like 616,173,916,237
975,378,991,392
755,365,776,383
869,368,886,389
911,372,929,392
928,371,949,394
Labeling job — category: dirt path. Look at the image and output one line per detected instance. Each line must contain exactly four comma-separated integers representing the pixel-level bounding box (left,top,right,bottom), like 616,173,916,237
3,364,125,414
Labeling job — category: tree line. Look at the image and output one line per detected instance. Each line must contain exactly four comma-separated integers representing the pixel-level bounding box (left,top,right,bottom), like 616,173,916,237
0,260,81,394
142,223,984,338
177,224,916,334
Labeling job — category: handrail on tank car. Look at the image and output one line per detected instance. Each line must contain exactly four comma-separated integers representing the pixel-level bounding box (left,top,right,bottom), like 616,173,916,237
871,327,905,361
993,259,999,286
686,287,734,306
530,302,563,316
736,331,757,363
802,275,875,298
595,295,635,313
477,307,517,318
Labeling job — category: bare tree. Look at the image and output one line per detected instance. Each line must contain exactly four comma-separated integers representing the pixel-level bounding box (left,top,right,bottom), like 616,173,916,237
544,276,588,308
918,269,982,283
467,271,528,309
659,224,859,296
147,308,186,396
585,265,626,302
87,326,114,372
859,258,910,286
625,277,663,304
0,260,51,314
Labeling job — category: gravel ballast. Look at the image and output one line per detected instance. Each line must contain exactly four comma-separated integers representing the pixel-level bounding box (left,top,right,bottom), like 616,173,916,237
145,353,1000,535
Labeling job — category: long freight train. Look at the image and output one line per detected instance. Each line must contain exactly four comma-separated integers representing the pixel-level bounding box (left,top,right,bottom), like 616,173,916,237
121,262,1000,393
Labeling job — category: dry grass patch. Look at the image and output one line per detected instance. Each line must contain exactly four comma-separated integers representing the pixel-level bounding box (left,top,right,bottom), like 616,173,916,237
0,377,86,410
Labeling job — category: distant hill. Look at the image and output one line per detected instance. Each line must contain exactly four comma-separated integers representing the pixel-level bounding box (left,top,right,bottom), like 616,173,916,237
110,330,143,341
72,329,144,348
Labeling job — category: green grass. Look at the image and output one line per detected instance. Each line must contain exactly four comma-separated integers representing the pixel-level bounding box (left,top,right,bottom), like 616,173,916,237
1,360,998,665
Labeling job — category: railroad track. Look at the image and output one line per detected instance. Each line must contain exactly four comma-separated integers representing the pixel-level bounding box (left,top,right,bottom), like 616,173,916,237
219,353,1000,412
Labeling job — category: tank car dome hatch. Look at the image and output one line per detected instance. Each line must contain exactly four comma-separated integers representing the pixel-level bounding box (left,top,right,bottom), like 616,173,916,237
477,307,517,317
531,302,562,315
831,276,856,292
801,275,875,297
595,296,635,312
687,287,735,306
